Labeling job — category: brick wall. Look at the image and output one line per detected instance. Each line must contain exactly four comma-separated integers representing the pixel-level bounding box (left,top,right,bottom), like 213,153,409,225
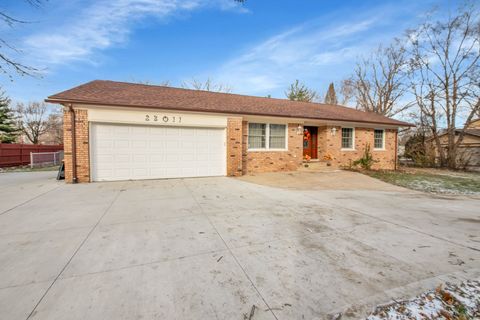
318,126,397,170
242,123,303,174
226,117,243,176
63,108,90,183
62,107,399,183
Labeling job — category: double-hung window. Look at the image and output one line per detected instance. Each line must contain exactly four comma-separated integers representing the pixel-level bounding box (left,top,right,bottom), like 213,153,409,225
248,123,266,149
341,128,354,150
374,129,385,150
248,123,286,150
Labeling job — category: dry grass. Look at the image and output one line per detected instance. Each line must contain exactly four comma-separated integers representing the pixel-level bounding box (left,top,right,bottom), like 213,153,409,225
364,168,480,195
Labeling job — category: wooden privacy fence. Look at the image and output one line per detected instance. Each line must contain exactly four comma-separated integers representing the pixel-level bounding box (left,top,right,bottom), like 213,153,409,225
0,143,64,167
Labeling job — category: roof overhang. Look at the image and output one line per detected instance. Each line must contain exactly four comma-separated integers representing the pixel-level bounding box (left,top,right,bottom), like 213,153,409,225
45,98,415,128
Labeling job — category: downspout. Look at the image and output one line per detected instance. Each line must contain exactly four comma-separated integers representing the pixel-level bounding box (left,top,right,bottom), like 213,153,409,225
394,129,398,171
68,104,77,183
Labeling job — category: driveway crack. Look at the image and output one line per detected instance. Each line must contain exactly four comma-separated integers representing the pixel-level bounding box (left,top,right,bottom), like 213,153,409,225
25,184,125,320
0,185,61,216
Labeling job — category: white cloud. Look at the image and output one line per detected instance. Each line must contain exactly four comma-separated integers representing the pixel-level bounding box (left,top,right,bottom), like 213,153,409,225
210,6,416,97
23,0,245,65
210,18,379,96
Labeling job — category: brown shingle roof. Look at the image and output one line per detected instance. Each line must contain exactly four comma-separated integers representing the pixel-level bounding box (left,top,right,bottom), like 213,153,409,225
46,80,413,127
457,129,480,138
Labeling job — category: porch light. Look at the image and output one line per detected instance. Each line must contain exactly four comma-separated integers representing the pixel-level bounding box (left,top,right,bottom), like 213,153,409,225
296,124,303,135
330,127,337,136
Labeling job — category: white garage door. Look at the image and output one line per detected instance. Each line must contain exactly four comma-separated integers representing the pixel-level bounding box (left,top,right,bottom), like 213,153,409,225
90,123,226,181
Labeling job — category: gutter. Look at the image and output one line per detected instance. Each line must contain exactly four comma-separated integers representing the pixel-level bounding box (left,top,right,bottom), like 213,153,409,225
394,129,398,170
68,104,77,183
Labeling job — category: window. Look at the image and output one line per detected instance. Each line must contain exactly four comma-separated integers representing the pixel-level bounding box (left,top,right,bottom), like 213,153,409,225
248,123,266,149
341,128,354,149
374,129,385,149
248,123,286,150
269,124,286,149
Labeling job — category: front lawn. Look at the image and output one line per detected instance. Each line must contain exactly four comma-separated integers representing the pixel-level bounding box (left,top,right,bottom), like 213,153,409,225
364,168,480,195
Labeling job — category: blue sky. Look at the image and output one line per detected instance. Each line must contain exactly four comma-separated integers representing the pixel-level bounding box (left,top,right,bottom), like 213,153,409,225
0,0,455,105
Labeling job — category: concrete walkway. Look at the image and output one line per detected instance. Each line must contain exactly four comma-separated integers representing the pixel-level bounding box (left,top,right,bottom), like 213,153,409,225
0,171,479,320
238,169,406,191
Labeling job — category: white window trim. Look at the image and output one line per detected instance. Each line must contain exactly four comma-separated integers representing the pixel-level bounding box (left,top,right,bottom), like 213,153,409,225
248,123,288,152
373,129,386,151
341,127,355,151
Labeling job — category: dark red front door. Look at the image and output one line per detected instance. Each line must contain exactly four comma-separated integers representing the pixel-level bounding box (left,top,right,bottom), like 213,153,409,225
303,126,318,159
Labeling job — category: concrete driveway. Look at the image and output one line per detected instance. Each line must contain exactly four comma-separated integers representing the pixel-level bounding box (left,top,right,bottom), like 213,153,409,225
0,171,479,320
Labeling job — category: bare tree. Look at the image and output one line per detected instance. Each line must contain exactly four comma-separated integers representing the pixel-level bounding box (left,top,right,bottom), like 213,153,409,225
159,80,171,87
338,78,355,106
0,1,44,79
407,3,480,169
15,102,52,144
181,78,232,93
130,79,171,86
285,79,318,102
45,106,63,144
352,41,413,116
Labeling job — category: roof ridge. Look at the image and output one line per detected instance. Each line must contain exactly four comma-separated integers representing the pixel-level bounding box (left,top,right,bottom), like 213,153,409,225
91,79,348,108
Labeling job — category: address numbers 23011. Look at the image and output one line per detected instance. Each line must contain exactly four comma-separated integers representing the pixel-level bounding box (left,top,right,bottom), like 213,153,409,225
145,115,182,123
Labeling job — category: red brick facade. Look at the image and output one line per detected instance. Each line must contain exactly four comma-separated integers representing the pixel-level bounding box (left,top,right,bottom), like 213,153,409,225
317,126,397,170
242,122,303,174
63,108,90,183
62,110,398,183
226,117,243,177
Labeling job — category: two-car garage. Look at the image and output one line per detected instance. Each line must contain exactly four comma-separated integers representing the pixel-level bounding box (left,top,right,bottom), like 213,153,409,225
88,112,227,182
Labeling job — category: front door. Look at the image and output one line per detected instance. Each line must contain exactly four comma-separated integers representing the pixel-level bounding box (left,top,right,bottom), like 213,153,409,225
303,126,318,159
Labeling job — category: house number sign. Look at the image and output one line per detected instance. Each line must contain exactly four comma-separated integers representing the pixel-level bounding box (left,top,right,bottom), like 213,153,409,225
145,114,182,123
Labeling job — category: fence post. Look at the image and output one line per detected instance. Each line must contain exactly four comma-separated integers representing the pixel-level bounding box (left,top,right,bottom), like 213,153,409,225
20,145,23,166
53,152,57,165
30,152,33,169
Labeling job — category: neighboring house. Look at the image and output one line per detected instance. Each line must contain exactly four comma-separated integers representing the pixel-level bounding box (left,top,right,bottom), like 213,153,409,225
431,119,480,169
46,80,412,183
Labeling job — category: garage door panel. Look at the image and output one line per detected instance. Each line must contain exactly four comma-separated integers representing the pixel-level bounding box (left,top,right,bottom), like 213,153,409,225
133,155,147,162
196,154,209,161
166,128,180,136
151,127,166,135
115,154,130,163
150,154,165,163
113,126,130,134
182,141,195,149
181,129,194,137
195,129,210,136
114,140,129,148
150,140,164,149
97,140,113,149
91,123,226,181
132,168,148,176
132,140,147,148
97,154,114,162
150,167,166,176
165,140,180,149
113,167,130,176
131,126,148,134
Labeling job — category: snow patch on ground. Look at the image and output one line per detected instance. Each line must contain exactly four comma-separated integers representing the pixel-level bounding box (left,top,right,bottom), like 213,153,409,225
366,279,480,319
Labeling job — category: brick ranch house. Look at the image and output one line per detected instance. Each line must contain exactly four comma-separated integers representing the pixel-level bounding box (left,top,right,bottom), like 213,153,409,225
46,80,412,183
